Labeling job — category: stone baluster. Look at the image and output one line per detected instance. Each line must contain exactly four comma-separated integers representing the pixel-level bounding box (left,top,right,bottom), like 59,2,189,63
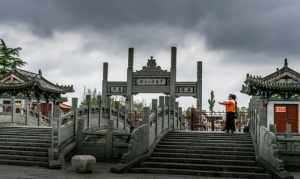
152,99,158,138
122,106,126,130
37,98,41,127
105,96,113,159
25,98,30,126
11,96,15,124
86,95,91,129
116,103,120,129
53,103,61,146
175,102,179,129
50,100,55,160
72,98,78,137
159,96,165,131
286,123,292,138
143,107,150,147
97,95,102,128
165,96,170,129
179,107,183,130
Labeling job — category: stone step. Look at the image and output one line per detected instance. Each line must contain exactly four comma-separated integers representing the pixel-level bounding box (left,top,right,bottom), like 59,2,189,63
156,144,254,152
0,129,51,133
0,133,51,137
0,154,48,162
147,157,257,166
0,159,48,167
162,139,253,144
0,135,52,140
154,148,255,156
0,149,48,157
129,167,271,179
140,162,265,173
165,136,252,141
0,145,49,152
168,132,251,136
151,152,256,160
167,133,251,136
0,137,51,143
0,141,51,147
159,141,254,147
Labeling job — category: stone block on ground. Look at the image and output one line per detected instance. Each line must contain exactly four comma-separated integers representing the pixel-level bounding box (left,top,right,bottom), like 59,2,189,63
71,155,96,173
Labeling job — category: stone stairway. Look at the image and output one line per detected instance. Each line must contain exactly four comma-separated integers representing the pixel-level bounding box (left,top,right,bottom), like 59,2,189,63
0,127,52,167
129,131,272,178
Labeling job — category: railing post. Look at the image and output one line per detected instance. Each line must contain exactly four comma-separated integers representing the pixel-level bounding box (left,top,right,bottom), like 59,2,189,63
175,102,179,129
37,99,41,127
165,96,170,129
179,107,183,130
53,103,61,147
159,96,165,131
152,99,158,138
143,107,150,147
116,103,120,129
105,96,113,159
286,123,292,138
97,95,101,128
72,98,78,137
50,100,55,160
86,95,91,129
25,98,29,126
11,96,16,124
122,106,126,130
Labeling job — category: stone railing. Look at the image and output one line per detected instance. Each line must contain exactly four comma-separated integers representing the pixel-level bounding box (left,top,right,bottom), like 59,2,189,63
120,97,183,163
248,97,293,178
277,133,300,171
49,98,78,168
78,95,130,132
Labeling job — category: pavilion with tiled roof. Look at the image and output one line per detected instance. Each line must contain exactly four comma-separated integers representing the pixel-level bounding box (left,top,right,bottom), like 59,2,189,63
241,59,300,133
0,68,74,126
0,68,73,99
241,58,300,99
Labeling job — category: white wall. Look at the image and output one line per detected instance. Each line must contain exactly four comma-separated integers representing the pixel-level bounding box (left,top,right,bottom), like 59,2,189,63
267,101,300,133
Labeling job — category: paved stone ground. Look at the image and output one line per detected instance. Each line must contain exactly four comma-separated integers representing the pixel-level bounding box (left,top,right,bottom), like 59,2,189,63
0,163,299,179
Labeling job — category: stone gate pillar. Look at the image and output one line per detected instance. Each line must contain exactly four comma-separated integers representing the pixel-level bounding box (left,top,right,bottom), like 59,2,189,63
102,62,109,121
197,61,203,112
126,48,134,125
170,47,177,129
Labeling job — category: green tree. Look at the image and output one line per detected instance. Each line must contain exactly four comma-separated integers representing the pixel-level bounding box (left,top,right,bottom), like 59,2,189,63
208,90,216,113
0,39,26,76
208,90,216,131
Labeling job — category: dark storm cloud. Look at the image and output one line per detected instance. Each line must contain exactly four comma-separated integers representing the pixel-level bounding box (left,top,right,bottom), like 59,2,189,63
1,0,300,57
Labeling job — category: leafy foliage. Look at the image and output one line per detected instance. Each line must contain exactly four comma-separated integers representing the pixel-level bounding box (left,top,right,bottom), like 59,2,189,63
0,39,27,77
208,90,215,113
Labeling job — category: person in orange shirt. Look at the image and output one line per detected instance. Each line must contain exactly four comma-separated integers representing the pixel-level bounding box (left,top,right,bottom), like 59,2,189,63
219,94,237,133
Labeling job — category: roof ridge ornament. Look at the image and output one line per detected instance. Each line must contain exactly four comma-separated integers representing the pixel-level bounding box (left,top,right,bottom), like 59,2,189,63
284,58,288,67
38,69,42,76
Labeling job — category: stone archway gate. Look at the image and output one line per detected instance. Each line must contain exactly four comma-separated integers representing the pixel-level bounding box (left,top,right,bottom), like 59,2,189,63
101,47,203,123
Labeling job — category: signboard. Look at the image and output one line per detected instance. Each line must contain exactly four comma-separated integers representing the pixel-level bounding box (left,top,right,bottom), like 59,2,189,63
275,106,286,113
136,78,167,86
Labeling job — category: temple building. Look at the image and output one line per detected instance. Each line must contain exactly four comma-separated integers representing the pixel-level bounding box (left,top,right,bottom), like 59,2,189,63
0,68,74,125
242,59,300,133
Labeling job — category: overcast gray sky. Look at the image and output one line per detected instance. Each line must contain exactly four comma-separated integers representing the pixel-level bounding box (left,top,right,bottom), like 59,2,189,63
1,0,300,111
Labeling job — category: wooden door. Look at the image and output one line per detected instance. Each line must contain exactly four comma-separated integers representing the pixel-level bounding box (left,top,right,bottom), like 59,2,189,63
287,104,298,133
274,104,298,133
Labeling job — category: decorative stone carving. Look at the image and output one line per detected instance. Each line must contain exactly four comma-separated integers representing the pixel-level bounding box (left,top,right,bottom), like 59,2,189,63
259,126,285,171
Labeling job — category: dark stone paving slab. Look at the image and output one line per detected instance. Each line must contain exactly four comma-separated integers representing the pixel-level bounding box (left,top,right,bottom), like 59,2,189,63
0,163,233,179
0,163,299,179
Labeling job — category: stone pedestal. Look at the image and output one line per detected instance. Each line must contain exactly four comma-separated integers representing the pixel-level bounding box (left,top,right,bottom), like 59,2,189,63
71,155,96,173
